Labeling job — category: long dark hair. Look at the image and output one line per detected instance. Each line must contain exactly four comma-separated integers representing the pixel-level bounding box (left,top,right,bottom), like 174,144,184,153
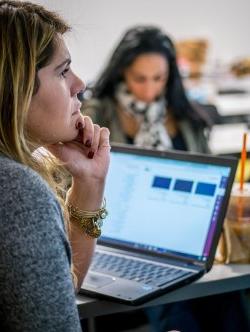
92,26,211,128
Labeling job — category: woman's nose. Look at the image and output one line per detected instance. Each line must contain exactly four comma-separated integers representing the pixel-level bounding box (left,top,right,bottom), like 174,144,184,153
141,84,158,102
72,73,85,98
76,76,86,95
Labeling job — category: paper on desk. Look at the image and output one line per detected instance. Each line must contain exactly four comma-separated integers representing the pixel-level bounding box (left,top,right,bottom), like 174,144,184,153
214,94,250,116
208,123,250,154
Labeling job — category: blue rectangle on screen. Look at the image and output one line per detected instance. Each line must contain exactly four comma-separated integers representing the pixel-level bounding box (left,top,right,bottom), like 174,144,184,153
152,176,171,189
195,182,216,196
174,180,193,193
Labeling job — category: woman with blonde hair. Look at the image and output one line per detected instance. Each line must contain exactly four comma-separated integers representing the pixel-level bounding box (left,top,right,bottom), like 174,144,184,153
0,1,110,330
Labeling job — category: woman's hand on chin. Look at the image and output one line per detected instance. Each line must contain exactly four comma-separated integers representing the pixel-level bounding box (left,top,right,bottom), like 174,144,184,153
46,115,111,184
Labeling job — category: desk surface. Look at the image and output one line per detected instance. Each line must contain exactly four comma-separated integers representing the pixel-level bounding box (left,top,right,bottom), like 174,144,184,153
77,264,250,319
214,94,250,117
208,123,250,154
185,76,250,117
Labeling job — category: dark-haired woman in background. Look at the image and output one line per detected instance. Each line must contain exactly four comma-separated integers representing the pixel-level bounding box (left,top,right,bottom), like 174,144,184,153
83,25,212,154
83,25,249,332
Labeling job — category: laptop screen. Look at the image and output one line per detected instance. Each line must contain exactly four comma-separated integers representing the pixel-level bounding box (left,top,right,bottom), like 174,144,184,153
100,147,234,263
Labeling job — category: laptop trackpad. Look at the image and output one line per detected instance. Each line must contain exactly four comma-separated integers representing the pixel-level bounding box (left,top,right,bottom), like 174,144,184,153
84,272,115,289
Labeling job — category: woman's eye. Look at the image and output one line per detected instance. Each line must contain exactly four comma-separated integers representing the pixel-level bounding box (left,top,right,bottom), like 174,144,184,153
61,67,70,78
154,76,167,82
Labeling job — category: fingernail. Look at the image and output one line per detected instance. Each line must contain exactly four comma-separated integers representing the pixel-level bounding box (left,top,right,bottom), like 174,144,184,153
85,139,91,148
88,151,94,159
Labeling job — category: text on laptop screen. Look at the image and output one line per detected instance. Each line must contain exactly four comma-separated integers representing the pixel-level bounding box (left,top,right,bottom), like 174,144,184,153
101,151,231,261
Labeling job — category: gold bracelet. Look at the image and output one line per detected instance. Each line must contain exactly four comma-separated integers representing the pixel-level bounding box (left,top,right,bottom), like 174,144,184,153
67,199,108,238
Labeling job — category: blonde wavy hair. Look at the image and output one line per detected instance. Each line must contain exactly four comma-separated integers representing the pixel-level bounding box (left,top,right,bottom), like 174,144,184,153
0,0,78,285
0,1,71,193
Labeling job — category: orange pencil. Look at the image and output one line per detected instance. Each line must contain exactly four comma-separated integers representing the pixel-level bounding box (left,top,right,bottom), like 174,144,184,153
237,133,248,221
239,132,247,191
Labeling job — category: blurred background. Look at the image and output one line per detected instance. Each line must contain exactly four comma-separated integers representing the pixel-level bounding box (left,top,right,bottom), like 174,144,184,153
32,0,250,165
30,0,250,81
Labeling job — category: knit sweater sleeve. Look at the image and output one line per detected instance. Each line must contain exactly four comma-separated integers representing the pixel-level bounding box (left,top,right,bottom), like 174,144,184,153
0,157,81,332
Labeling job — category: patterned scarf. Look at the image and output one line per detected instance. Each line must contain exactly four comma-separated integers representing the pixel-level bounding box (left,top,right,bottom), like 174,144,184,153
115,83,172,150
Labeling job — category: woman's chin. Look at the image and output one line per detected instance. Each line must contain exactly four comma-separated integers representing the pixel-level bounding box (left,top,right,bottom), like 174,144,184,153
62,128,80,142
49,136,75,146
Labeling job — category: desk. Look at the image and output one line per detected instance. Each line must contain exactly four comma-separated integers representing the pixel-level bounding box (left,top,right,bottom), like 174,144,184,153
208,123,250,154
77,264,250,320
185,76,250,122
214,94,250,117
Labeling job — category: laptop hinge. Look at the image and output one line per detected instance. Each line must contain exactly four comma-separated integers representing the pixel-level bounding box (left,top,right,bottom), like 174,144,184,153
190,260,205,268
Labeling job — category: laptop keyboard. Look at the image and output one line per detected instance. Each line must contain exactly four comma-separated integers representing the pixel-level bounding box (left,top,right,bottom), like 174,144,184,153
91,251,194,287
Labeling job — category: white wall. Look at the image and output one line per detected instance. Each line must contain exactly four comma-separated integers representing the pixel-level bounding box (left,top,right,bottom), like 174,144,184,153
33,0,250,83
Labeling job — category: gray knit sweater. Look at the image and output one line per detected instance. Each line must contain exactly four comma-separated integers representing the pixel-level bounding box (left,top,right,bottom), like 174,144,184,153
0,155,81,331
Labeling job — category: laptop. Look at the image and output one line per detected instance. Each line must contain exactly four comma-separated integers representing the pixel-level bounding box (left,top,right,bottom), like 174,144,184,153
80,144,237,305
